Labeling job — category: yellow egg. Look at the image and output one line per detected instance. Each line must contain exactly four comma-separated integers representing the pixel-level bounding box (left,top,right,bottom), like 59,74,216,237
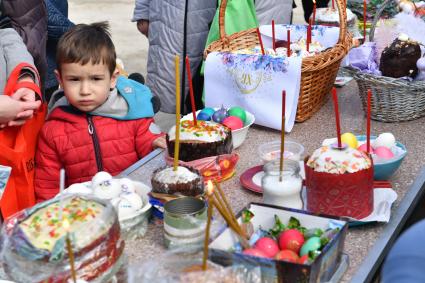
341,133,358,149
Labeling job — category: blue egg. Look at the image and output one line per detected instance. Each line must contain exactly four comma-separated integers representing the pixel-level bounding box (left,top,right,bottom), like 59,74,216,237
300,236,321,256
201,107,215,116
197,111,211,121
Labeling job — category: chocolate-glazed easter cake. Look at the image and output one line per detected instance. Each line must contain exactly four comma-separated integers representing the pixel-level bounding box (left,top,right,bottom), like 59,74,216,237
151,166,204,196
166,120,233,162
380,35,421,78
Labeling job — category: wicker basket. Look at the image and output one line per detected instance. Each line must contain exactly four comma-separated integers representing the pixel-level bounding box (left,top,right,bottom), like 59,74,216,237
346,0,425,122
204,0,352,122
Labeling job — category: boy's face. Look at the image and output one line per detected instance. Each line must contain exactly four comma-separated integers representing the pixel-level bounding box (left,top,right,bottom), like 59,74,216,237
55,61,118,112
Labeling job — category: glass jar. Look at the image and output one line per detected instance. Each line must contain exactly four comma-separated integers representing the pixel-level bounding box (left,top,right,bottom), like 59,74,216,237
261,159,303,209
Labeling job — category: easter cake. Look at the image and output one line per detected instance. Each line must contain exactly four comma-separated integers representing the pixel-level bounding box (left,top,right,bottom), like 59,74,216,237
1,196,124,282
151,166,204,197
305,145,374,219
166,119,233,162
379,34,421,78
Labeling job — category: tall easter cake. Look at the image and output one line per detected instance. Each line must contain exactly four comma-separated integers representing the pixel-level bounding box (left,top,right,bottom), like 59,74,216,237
305,145,374,219
151,166,204,197
166,120,233,162
313,7,360,38
1,196,124,282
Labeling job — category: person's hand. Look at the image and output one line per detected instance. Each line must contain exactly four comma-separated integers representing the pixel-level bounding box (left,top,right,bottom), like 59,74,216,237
12,75,37,103
152,135,166,149
137,19,149,37
0,95,41,128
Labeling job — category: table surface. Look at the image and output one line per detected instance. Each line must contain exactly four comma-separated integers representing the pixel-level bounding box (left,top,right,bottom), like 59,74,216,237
124,81,425,283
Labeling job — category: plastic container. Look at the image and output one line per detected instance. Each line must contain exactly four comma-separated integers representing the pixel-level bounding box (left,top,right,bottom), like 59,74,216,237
258,139,305,163
356,135,407,180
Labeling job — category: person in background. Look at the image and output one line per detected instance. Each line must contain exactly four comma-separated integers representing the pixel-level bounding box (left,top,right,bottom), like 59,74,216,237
255,0,296,25
44,0,74,101
381,220,425,283
133,0,216,114
1,0,48,91
34,22,165,202
302,0,329,23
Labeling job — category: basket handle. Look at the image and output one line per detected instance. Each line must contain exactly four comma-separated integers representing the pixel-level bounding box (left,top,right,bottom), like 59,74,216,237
218,0,347,44
368,0,392,41
218,0,228,41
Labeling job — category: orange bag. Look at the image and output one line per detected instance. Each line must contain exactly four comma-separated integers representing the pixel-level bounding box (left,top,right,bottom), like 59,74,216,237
0,63,46,219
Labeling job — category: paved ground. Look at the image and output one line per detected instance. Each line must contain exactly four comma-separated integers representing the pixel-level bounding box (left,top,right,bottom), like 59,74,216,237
68,0,306,132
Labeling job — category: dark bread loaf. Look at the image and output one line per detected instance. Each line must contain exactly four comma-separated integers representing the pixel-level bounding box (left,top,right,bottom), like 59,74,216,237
380,35,421,78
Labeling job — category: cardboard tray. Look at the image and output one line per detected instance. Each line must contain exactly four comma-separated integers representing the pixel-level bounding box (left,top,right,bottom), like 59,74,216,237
209,202,348,283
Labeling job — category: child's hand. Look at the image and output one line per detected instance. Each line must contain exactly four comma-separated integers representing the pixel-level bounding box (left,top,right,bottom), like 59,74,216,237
137,19,149,37
152,136,166,149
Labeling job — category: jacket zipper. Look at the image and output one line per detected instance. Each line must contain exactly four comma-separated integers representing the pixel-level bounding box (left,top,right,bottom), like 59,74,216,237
87,115,104,172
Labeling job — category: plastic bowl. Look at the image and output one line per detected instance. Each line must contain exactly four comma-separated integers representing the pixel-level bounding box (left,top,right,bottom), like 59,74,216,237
356,135,407,180
231,110,255,149
258,139,305,163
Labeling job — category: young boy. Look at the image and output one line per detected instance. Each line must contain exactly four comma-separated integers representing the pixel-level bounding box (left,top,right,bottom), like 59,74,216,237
34,22,166,202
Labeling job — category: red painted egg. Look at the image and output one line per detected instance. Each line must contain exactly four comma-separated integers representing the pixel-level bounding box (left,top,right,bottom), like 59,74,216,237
222,116,244,130
298,254,309,264
358,143,374,154
275,249,300,263
242,248,268,258
254,237,280,258
278,229,305,254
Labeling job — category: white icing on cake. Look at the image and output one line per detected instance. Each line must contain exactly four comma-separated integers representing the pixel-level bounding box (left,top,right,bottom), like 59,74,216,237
307,145,372,174
154,166,199,184
315,7,356,24
168,120,227,143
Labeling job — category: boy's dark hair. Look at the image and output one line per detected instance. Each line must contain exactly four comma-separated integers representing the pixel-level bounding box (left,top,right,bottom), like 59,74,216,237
56,22,116,75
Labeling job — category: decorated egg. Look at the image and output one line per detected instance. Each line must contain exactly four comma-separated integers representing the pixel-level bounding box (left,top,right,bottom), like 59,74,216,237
93,179,121,199
66,183,92,195
110,197,137,219
278,229,305,254
91,171,113,188
300,236,321,256
375,146,395,159
119,178,136,193
121,191,143,210
196,111,211,121
201,107,215,116
358,143,374,153
242,248,268,258
254,237,280,258
212,106,228,123
341,132,358,149
228,106,247,124
374,133,396,149
275,249,299,262
222,116,243,130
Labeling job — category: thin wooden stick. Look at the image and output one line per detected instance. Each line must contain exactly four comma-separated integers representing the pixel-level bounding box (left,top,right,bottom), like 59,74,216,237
202,198,213,270
214,182,238,227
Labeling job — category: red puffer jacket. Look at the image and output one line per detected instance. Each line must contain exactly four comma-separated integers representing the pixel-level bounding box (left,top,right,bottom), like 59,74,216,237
35,106,162,202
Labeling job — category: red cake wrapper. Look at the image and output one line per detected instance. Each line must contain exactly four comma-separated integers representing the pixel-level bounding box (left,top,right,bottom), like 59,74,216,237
165,152,239,183
304,161,374,219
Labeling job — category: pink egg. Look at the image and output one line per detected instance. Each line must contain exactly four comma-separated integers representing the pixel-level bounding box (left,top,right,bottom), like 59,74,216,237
374,146,394,159
222,116,243,130
358,143,374,154
254,237,280,258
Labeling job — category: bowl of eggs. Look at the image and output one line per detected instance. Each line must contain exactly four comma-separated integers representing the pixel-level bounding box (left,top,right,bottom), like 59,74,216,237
184,106,255,149
323,132,407,180
356,134,407,181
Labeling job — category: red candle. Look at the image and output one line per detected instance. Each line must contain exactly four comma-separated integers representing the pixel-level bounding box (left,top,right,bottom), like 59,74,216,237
272,20,276,51
332,87,342,148
306,20,312,52
287,29,291,57
366,89,371,153
332,0,335,10
185,56,197,126
363,0,367,43
256,28,265,55
313,0,317,24
280,90,286,180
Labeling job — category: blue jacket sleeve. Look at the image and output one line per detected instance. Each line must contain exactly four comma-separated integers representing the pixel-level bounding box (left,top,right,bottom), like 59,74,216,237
132,0,151,22
45,0,74,39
